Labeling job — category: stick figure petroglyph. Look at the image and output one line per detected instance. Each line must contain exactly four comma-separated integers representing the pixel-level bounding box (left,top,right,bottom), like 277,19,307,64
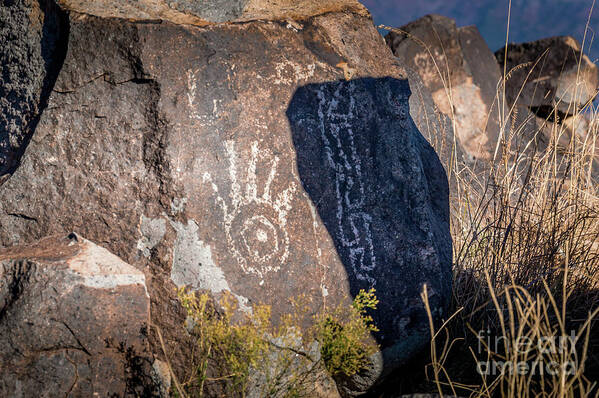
203,141,297,278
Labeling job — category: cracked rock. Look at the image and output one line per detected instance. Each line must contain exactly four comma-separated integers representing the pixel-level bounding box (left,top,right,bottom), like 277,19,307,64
0,234,156,397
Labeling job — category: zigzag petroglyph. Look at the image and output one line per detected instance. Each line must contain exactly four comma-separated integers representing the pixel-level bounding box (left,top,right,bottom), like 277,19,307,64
316,82,377,285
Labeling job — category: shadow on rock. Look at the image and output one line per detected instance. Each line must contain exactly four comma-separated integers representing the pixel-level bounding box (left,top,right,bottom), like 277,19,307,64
286,77,453,393
0,0,69,180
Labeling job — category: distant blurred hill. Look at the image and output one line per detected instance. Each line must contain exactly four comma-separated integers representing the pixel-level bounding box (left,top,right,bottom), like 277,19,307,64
364,0,599,64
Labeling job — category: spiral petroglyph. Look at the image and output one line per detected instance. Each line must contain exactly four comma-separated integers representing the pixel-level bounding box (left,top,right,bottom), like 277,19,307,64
203,141,297,277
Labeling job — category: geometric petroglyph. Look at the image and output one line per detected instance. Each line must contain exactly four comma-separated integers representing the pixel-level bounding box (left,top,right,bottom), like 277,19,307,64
316,82,377,285
273,60,316,86
203,141,297,277
186,68,222,126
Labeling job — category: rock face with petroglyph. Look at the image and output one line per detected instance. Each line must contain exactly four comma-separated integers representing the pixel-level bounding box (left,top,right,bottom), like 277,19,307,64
386,14,503,161
0,234,157,397
287,77,452,395
0,0,452,394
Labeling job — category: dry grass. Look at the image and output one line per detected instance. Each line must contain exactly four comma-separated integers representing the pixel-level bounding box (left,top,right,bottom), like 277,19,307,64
436,87,599,397
382,1,599,395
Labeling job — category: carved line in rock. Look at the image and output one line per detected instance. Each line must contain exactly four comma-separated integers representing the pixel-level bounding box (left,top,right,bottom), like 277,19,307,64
185,68,298,277
316,82,377,285
186,60,317,125
186,69,218,126
203,141,297,277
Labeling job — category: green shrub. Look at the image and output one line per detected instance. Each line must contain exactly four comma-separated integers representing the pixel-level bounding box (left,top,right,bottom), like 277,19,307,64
315,288,380,377
177,289,271,397
169,288,380,397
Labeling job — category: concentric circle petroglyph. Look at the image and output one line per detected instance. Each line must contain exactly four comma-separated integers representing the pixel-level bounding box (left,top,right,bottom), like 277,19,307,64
231,209,286,265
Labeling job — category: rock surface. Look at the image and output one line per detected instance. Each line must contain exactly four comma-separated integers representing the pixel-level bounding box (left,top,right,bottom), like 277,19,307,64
0,0,452,395
494,37,598,163
287,77,452,395
0,0,67,178
398,64,466,175
55,0,369,25
386,14,503,160
496,36,599,117
0,234,156,397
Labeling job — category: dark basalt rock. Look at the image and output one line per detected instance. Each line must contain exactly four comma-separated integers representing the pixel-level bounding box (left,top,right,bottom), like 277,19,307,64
0,234,156,397
496,36,599,117
0,0,68,178
287,77,452,394
0,2,453,395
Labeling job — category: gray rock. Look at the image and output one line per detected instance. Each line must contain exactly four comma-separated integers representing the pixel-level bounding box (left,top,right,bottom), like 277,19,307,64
0,3,452,395
247,334,340,398
151,359,172,398
164,0,248,22
0,234,157,397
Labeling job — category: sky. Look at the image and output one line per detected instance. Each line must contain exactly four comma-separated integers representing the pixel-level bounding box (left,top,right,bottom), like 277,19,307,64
363,0,599,63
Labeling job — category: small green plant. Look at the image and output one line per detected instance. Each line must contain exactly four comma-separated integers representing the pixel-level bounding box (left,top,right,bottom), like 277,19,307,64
177,288,271,397
315,288,380,377
169,288,381,397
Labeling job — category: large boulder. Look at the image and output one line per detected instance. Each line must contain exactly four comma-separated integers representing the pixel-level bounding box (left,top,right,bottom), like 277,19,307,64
386,14,503,161
287,78,452,393
496,36,599,117
496,37,599,156
0,0,452,394
397,64,468,179
0,234,156,397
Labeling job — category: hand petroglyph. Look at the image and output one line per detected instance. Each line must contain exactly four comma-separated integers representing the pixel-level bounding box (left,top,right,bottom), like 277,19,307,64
203,141,297,277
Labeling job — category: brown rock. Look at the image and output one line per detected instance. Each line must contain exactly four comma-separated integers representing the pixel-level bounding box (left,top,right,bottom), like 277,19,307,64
0,234,156,397
0,1,452,395
496,36,599,117
386,15,503,161
398,63,467,174
55,0,369,25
